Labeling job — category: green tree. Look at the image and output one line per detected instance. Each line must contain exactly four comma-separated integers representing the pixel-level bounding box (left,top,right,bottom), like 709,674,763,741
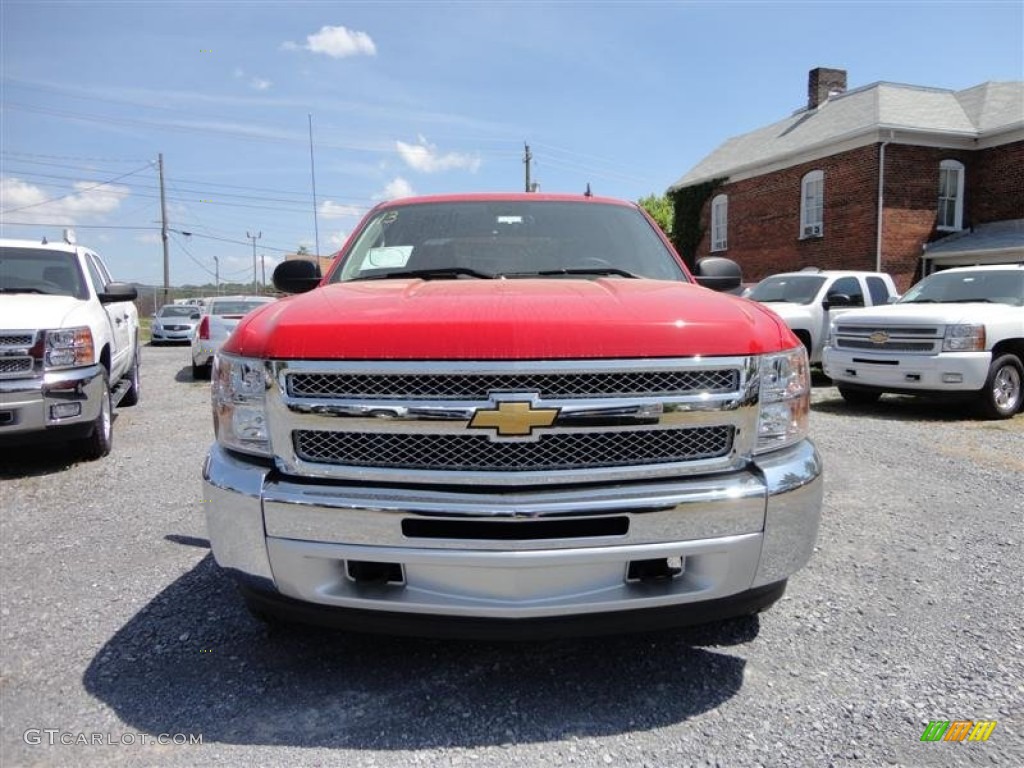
638,193,673,234
296,245,310,256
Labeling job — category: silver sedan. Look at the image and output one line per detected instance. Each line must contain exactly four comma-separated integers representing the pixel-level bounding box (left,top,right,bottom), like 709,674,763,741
190,295,275,379
151,304,201,344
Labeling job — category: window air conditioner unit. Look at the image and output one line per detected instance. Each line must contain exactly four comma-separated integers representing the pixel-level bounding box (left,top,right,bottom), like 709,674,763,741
803,224,822,237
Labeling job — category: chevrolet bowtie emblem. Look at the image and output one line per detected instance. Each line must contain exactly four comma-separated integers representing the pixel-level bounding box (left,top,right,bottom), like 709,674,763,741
468,400,559,437
869,330,889,344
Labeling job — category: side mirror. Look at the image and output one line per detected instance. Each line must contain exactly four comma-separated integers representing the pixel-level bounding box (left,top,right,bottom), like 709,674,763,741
190,312,201,320
273,260,321,294
824,293,853,309
98,282,138,303
693,257,742,293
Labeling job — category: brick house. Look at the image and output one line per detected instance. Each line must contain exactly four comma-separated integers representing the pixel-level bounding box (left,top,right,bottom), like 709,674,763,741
667,68,1024,291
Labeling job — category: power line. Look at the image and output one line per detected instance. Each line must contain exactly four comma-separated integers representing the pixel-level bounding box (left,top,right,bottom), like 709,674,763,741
2,156,373,206
3,168,372,216
0,150,149,164
0,162,154,214
0,221,158,230
170,231,218,280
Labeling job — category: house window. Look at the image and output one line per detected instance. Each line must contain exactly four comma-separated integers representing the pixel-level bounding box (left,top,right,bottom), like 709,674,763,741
800,171,824,238
710,194,728,251
937,159,964,231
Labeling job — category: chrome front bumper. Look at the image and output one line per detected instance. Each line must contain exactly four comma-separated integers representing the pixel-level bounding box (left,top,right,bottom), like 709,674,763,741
202,439,823,620
0,364,105,436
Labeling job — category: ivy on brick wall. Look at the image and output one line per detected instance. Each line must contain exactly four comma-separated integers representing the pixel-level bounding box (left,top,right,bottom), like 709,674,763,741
669,178,725,268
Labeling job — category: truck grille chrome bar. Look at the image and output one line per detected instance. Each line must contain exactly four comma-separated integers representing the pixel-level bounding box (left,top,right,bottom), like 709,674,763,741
294,425,735,471
287,369,739,400
267,357,760,486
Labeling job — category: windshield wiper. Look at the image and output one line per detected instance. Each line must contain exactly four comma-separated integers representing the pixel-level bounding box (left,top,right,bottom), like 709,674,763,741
0,287,47,294
900,298,939,303
943,298,996,303
500,267,638,279
351,267,494,281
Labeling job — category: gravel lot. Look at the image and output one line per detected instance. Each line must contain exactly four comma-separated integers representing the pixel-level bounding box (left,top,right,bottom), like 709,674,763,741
2,344,1021,767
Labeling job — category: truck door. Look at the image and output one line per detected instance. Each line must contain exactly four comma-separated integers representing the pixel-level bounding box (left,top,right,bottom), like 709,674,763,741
822,276,866,345
85,252,132,375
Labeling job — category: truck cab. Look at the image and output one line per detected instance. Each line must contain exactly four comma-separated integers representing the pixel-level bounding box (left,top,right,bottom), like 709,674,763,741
747,269,898,363
0,232,140,459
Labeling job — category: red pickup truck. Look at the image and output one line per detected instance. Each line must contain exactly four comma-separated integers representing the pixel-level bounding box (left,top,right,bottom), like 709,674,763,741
202,193,822,638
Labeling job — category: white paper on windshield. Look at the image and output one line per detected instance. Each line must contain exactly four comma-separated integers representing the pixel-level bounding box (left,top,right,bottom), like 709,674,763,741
365,245,413,268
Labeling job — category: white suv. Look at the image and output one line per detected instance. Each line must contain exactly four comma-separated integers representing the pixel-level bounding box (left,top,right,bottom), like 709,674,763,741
746,269,898,363
823,264,1024,419
0,233,141,458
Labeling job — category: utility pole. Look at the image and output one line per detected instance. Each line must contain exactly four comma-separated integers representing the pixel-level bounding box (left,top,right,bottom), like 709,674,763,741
523,143,532,193
213,255,220,295
158,153,170,305
261,253,266,291
246,231,262,295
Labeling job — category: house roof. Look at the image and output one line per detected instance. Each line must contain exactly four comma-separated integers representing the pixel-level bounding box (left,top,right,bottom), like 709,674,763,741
669,80,1024,191
923,219,1024,264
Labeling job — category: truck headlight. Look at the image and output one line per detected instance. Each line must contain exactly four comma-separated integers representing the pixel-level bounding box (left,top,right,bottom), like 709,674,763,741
942,324,985,352
756,346,810,454
44,327,94,369
212,353,272,457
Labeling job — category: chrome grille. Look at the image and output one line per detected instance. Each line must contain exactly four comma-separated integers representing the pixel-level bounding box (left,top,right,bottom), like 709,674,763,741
0,358,33,375
287,369,739,400
294,426,735,471
837,339,936,352
0,332,35,346
835,325,938,336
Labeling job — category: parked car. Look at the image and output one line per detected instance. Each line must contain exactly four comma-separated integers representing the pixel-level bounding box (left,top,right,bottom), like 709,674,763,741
201,192,823,638
746,269,898,363
191,295,275,379
151,303,201,345
0,232,140,459
823,264,1024,419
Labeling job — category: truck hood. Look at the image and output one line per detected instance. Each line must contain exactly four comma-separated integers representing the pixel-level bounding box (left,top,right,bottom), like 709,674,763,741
225,279,797,360
756,301,814,325
0,294,92,330
831,302,1023,327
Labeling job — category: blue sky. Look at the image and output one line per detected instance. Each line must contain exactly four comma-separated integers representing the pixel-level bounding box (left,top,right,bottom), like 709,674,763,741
1,0,1022,287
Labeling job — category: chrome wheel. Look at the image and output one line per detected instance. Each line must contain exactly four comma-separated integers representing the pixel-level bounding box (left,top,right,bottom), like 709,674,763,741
993,362,1021,411
978,354,1023,419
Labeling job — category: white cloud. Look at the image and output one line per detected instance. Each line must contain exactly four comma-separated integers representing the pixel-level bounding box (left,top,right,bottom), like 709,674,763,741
283,25,377,58
0,177,130,225
136,232,162,245
396,136,481,173
328,231,349,247
374,177,415,201
319,200,363,219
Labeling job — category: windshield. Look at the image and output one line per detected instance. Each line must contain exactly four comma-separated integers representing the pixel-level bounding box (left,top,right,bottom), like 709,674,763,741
158,305,197,317
331,200,687,282
899,270,1024,307
0,247,89,300
208,299,272,315
747,275,826,304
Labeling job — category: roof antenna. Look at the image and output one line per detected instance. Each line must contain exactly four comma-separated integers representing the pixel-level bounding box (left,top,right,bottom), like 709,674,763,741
584,183,592,198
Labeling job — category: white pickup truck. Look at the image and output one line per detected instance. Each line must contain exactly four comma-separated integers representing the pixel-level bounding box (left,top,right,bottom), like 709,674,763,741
747,269,899,363
823,264,1024,419
0,233,141,459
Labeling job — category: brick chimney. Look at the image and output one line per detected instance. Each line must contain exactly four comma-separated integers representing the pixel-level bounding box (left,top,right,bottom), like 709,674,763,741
808,67,847,110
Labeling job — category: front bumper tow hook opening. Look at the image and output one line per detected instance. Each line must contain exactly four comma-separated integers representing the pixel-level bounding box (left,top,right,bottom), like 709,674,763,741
346,560,405,585
627,557,683,583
